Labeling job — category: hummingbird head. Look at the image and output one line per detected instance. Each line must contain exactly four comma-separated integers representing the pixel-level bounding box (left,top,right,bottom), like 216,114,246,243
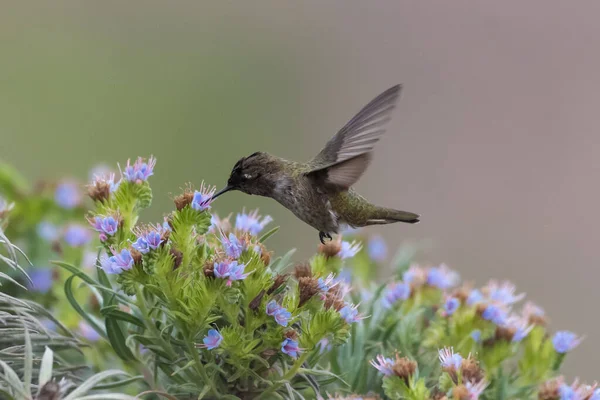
211,152,274,200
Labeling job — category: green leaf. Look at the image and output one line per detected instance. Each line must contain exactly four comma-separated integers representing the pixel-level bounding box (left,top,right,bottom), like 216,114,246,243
53,260,98,285
105,317,136,361
270,248,296,274
259,226,280,243
62,370,131,400
0,360,26,398
103,309,146,329
93,375,145,390
23,326,32,397
64,275,107,339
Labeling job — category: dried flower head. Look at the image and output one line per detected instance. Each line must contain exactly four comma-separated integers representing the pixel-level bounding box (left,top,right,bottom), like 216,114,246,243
174,186,195,211
294,263,313,279
391,355,417,384
298,276,321,307
461,354,485,384
267,274,289,295
539,377,563,400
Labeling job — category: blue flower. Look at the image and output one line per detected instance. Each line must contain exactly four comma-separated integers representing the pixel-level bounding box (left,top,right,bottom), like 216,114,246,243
317,274,336,292
122,156,156,183
89,215,119,240
281,338,300,358
274,308,292,327
63,224,92,247
438,347,463,371
470,329,482,343
505,317,533,343
27,268,53,293
339,304,362,324
370,355,394,376
132,237,150,254
559,384,579,400
191,183,216,211
368,235,387,262
266,300,280,316
338,241,362,259
482,304,509,325
202,329,223,350
37,221,60,242
426,264,459,290
443,297,460,316
552,331,582,353
235,210,273,235
100,249,134,274
466,289,484,305
485,281,525,305
403,265,427,286
589,389,600,400
55,181,81,209
79,321,100,342
466,380,488,400
221,232,245,259
213,261,250,286
383,281,411,308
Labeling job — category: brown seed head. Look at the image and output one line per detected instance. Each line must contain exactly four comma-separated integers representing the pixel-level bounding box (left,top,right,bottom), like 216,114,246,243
249,290,266,311
453,385,470,400
298,276,320,307
256,242,271,265
130,249,143,265
284,330,298,340
294,263,313,279
324,291,345,311
461,355,485,384
87,180,111,203
318,239,342,258
495,325,516,342
391,355,417,383
174,187,194,211
538,377,563,400
170,249,183,270
267,274,289,295
452,282,474,304
203,260,215,277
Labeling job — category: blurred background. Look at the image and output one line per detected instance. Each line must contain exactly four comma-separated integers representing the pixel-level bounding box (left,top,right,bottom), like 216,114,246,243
1,0,599,379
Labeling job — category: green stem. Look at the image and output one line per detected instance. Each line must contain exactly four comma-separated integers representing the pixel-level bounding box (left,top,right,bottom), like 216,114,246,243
184,334,219,397
255,353,310,400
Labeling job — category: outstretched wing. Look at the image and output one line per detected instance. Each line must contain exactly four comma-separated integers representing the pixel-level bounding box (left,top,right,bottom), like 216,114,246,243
305,84,402,190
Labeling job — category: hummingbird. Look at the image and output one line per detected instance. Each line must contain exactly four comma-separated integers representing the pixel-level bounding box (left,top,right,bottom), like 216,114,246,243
210,84,420,244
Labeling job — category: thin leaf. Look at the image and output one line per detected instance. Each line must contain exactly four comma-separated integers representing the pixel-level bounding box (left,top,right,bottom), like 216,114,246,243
105,317,135,361
259,226,279,243
64,275,107,339
92,375,144,390
270,248,296,274
76,395,138,400
136,390,179,400
62,370,130,400
23,325,32,397
0,360,27,397
38,346,54,388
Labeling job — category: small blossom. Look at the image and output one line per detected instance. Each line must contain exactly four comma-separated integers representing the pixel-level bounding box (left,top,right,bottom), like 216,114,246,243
367,235,387,262
37,221,60,242
426,264,459,289
202,329,223,350
465,380,488,400
220,232,246,259
370,354,394,376
590,389,600,400
274,307,292,327
442,297,460,317
63,224,92,247
266,300,280,316
552,331,582,353
213,260,250,286
505,317,533,342
27,268,53,293
132,225,164,254
338,241,362,259
317,274,337,292
438,347,463,371
235,209,273,235
466,289,484,305
228,262,252,282
89,215,119,238
100,249,134,274
482,304,509,325
122,156,156,183
281,338,300,358
484,280,525,305
55,181,81,209
383,281,411,308
78,321,100,342
191,183,216,211
403,265,427,286
339,304,362,324
132,237,150,254
318,338,332,354
88,172,120,202
470,329,482,343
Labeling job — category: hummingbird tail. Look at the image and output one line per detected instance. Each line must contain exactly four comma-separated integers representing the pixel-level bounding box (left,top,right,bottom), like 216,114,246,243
366,208,420,225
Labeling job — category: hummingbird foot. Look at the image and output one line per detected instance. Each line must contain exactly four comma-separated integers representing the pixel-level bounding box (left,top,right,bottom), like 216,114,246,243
319,231,333,245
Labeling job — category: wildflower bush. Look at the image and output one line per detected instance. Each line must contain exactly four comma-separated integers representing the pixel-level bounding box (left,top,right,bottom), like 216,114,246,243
0,156,597,400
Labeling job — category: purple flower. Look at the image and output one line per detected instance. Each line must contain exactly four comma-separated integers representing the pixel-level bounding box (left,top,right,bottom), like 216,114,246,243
318,338,332,354
442,297,460,316
132,225,164,254
338,240,362,259
79,321,100,342
235,210,273,235
368,235,387,262
220,232,245,259
27,268,53,293
122,156,156,183
370,355,394,376
504,317,533,343
55,181,81,209
466,289,484,305
465,380,488,400
63,224,92,247
100,249,134,274
482,304,509,325
266,300,280,316
470,329,482,343
485,280,525,306
438,347,463,371
552,331,582,353
590,389,600,400
403,265,427,286
191,183,216,211
146,231,162,248
37,221,60,242
559,384,580,400
339,304,362,324
202,329,223,350
281,338,300,358
317,274,336,292
426,264,459,290
132,237,150,254
213,261,250,286
274,308,292,327
383,281,411,308
89,215,119,238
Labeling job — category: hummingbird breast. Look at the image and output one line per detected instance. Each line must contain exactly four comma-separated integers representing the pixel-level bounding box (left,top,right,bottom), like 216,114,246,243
271,174,340,234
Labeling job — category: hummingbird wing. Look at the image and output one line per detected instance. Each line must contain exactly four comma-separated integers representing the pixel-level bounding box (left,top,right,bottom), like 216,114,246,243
305,84,401,190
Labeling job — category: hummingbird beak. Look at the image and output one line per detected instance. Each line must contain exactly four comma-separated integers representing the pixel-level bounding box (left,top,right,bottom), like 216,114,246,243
210,185,234,201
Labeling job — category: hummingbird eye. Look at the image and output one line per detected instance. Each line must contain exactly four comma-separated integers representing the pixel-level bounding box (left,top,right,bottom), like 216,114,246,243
242,173,252,180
